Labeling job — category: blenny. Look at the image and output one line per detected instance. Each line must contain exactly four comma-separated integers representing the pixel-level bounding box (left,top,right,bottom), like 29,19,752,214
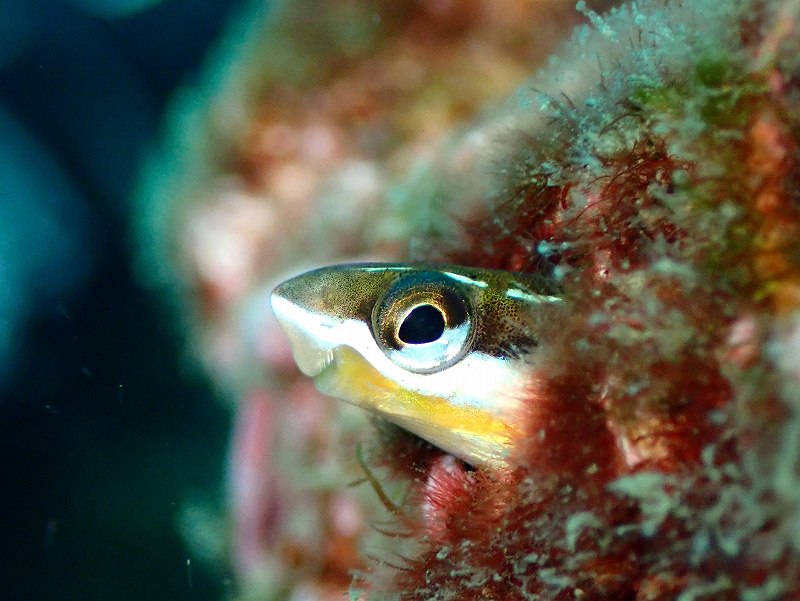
270,263,562,466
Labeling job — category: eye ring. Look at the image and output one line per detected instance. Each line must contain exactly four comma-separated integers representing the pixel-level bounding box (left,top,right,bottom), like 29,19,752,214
371,272,475,374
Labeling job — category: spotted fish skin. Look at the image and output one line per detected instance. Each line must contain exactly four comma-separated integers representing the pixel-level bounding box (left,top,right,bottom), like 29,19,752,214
271,263,563,466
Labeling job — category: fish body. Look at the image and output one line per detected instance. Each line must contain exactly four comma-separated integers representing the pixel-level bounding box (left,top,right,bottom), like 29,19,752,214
270,263,562,466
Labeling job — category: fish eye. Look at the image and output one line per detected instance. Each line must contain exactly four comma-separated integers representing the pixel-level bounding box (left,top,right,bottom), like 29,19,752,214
372,272,475,374
398,304,445,344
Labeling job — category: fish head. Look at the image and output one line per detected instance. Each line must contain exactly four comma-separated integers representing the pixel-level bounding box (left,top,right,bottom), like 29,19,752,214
270,263,562,466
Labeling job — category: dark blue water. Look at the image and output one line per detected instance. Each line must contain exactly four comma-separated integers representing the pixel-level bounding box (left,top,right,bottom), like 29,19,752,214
0,1,243,599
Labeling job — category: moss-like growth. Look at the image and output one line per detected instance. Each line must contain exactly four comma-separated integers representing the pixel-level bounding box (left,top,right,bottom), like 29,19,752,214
360,0,800,599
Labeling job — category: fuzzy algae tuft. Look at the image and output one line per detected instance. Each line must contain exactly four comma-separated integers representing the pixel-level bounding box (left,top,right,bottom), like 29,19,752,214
353,0,800,599
137,0,800,598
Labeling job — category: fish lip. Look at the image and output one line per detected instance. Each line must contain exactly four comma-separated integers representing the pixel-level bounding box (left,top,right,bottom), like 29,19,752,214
295,345,335,378
270,290,337,377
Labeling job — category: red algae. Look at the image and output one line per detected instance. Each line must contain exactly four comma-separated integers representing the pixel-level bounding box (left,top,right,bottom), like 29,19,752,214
137,2,596,598
354,1,800,600
137,0,800,599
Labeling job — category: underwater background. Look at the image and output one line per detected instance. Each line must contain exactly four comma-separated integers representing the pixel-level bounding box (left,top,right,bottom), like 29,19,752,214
6,1,799,600
0,1,242,599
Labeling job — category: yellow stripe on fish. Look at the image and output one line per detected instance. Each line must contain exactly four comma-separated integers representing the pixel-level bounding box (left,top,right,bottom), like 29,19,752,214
270,263,563,466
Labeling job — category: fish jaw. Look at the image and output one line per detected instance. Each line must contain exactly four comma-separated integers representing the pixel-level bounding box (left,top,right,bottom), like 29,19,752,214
269,291,338,377
315,345,524,466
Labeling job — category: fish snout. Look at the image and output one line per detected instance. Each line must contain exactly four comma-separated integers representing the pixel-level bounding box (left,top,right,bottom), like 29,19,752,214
270,285,337,377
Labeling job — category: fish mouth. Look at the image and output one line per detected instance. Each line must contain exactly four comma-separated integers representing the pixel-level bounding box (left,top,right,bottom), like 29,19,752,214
270,291,337,377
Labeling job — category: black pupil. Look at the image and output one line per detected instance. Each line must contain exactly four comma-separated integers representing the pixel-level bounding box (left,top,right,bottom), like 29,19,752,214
398,305,445,344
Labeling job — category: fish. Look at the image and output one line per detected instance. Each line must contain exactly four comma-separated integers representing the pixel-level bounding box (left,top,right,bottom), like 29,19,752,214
270,263,563,467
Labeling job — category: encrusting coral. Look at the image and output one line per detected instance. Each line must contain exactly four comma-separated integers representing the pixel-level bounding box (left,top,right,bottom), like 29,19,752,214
137,0,800,599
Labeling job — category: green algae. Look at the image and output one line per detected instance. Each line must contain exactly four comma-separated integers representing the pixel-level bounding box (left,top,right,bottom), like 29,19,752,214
380,1,800,599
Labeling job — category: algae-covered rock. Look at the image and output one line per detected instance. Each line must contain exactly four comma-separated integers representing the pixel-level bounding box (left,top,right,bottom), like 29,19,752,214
138,0,800,599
